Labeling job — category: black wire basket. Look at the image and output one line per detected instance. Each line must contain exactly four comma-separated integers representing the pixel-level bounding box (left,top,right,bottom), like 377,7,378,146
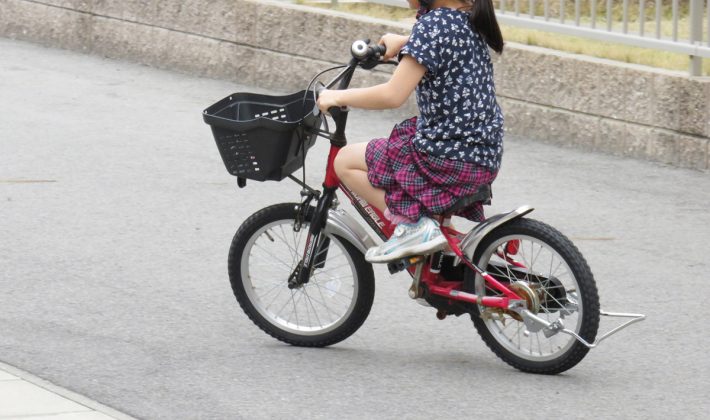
203,90,321,182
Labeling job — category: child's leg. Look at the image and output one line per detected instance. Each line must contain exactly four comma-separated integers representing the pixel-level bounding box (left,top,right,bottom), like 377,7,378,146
334,142,445,262
384,208,415,225
334,142,386,212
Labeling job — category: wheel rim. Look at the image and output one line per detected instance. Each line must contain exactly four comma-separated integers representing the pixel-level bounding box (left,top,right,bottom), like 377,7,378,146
241,219,359,336
476,234,583,362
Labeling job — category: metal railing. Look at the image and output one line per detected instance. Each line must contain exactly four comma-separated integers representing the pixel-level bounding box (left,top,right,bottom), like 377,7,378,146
359,0,709,76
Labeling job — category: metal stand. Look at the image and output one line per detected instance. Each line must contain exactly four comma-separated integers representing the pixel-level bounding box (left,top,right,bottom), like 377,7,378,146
518,308,646,349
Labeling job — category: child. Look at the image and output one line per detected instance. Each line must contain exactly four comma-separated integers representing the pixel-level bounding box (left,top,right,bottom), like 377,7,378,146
317,0,504,263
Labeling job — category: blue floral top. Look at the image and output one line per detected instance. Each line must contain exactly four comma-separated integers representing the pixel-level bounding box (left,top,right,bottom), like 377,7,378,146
400,8,504,170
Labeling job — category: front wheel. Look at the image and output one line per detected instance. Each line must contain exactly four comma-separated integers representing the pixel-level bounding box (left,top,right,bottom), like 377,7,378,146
465,218,600,374
228,203,375,347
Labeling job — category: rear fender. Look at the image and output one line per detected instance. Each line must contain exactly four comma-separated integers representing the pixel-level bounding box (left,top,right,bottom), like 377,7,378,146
460,206,534,260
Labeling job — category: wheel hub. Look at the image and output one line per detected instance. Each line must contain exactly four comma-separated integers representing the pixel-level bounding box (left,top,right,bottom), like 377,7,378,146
509,281,541,321
480,281,542,323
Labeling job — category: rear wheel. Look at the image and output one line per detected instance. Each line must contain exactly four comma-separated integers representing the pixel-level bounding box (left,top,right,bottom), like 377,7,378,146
465,218,600,374
228,203,375,347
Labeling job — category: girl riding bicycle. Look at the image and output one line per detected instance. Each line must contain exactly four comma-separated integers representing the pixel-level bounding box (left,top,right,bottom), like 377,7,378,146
317,0,505,263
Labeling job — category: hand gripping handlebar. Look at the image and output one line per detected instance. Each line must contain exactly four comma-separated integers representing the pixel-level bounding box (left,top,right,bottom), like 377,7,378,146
311,40,396,146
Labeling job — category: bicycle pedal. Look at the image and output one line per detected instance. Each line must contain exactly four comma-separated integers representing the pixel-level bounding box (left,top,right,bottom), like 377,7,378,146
387,255,425,275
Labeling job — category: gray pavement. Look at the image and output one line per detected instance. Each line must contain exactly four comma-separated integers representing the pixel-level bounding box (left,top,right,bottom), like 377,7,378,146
1,38,709,419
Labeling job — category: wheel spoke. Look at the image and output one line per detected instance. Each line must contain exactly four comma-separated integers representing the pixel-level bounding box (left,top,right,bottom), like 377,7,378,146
535,332,543,356
515,323,523,349
253,242,296,272
302,287,320,328
307,281,355,301
505,257,516,282
306,284,348,321
550,259,564,278
249,256,292,279
313,243,343,260
530,242,543,272
310,284,338,324
263,282,287,312
311,273,352,282
500,317,518,333
315,261,353,275
285,289,304,325
275,224,298,262
254,281,283,301
519,242,533,283
540,286,570,311
273,289,296,321
294,226,304,261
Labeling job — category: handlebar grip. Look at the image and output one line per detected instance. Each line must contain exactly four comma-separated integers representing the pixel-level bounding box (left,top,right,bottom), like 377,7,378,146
372,44,386,57
328,106,344,118
313,85,346,117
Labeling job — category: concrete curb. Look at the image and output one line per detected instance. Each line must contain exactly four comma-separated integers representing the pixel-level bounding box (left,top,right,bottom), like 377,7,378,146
0,360,139,420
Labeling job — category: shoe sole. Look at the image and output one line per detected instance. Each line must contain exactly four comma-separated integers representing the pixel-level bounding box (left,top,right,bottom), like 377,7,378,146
365,235,448,263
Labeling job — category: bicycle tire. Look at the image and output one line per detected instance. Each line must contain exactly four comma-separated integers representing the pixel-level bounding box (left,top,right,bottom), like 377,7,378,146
228,203,375,347
465,218,600,374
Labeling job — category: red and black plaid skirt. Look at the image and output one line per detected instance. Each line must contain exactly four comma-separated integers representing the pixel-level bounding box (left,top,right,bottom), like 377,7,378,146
365,117,498,222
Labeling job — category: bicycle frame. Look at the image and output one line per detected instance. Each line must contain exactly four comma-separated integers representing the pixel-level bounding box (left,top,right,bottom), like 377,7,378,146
298,134,645,349
289,43,644,349
296,137,525,312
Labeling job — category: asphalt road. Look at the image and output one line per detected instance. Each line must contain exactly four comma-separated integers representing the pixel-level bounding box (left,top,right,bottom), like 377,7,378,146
1,38,709,419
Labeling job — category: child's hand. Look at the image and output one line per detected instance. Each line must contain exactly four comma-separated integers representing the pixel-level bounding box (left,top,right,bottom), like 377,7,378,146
378,33,409,60
317,89,341,114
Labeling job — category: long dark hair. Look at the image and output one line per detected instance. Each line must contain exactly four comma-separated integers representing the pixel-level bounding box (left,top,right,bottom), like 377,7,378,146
467,0,504,54
419,1,504,54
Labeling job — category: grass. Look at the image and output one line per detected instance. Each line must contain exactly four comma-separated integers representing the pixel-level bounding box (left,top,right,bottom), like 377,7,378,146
297,1,416,20
297,0,709,76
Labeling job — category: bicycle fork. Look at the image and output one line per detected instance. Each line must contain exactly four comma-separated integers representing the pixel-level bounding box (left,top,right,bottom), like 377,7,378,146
288,187,337,289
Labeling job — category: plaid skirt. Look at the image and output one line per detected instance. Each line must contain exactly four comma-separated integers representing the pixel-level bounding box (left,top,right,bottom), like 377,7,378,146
365,117,499,222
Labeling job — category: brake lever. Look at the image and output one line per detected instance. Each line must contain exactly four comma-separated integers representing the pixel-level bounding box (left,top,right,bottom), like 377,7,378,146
312,82,325,116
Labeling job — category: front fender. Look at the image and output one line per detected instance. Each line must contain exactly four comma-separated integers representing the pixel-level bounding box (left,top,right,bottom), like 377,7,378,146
460,205,534,260
324,208,377,255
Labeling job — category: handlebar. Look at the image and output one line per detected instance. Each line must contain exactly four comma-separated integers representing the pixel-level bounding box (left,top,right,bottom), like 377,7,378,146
312,40,397,146
314,39,393,106
351,40,386,63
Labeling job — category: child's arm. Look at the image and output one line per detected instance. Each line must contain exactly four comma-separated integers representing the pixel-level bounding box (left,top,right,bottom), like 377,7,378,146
317,55,425,112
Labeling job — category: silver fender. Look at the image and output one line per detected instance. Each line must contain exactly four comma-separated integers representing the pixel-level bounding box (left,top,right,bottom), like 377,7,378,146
324,208,377,255
460,205,534,260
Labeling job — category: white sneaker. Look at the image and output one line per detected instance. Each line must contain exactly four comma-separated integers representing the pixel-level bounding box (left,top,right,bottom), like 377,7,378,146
365,217,447,263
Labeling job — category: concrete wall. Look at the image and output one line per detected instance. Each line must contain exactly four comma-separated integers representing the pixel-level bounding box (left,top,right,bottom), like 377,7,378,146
2,0,708,171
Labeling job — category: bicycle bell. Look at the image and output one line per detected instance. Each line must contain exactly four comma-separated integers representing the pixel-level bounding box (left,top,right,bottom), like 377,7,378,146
351,40,369,60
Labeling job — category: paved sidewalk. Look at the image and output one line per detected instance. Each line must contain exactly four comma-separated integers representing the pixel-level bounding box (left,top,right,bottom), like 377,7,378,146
0,361,135,420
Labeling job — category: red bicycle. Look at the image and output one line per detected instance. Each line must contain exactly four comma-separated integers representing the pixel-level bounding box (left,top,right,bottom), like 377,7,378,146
203,41,644,374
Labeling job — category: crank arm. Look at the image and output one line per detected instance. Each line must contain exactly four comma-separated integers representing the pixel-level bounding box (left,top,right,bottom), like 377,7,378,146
516,308,646,349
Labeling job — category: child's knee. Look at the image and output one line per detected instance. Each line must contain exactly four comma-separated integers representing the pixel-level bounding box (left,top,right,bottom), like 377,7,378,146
334,145,356,177
334,151,347,178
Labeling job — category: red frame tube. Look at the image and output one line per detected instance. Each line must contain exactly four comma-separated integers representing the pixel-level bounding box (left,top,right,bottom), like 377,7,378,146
438,227,522,301
324,145,342,189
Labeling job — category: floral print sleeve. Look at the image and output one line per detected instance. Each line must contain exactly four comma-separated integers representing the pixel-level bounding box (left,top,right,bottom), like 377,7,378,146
400,18,441,77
